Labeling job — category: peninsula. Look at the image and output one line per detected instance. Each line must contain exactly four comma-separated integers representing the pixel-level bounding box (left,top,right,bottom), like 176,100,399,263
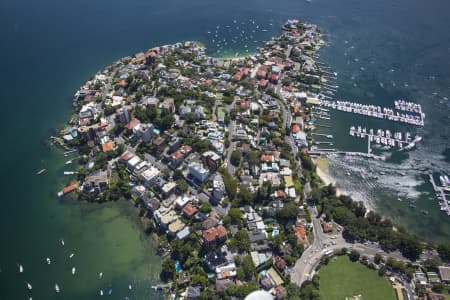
55,19,450,299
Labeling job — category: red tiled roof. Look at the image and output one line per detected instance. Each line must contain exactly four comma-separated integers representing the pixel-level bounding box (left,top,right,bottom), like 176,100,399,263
182,203,198,217
118,79,127,87
294,225,307,244
274,256,286,270
181,145,192,154
203,225,227,242
102,141,114,153
125,118,140,130
261,154,274,162
276,190,286,198
120,151,134,161
63,182,79,194
172,150,183,160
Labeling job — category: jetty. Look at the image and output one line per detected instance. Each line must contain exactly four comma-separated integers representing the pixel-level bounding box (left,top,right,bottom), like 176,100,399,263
429,174,450,216
151,283,171,291
319,100,425,126
349,126,422,150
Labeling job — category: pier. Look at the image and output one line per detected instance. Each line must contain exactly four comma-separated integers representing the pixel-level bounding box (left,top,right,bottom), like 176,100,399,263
349,126,422,150
429,174,450,216
151,283,171,291
319,100,425,126
311,133,333,139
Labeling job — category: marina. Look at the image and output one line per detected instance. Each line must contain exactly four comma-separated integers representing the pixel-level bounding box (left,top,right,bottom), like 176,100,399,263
319,99,425,126
349,126,422,150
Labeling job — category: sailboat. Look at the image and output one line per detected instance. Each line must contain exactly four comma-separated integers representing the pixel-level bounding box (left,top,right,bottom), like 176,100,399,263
46,257,51,265
25,281,32,290
98,272,103,279
55,284,60,293
18,263,24,273
69,253,74,259
72,267,76,275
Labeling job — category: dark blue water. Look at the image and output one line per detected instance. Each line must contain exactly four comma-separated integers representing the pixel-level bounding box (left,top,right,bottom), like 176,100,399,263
1,0,449,298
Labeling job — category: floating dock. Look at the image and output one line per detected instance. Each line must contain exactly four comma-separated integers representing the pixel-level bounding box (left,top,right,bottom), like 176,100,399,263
349,126,422,150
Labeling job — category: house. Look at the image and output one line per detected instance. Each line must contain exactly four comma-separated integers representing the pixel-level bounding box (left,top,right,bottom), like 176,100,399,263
293,222,307,244
101,141,115,153
248,231,267,243
175,195,191,209
161,181,177,197
202,217,219,230
212,173,225,204
171,150,184,167
185,286,201,299
216,263,237,280
176,226,191,240
168,219,186,236
133,123,154,142
215,279,234,292
157,210,178,229
274,256,286,272
250,251,272,268
202,225,227,248
202,151,221,171
438,266,450,283
140,167,160,186
188,161,210,183
162,98,175,114
83,170,109,193
182,203,198,218
125,118,141,131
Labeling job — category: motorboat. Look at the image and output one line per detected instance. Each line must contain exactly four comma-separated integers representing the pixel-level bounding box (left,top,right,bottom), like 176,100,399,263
26,281,32,290
98,272,103,279
60,239,65,246
46,257,51,265
18,264,24,273
55,284,60,293
69,253,74,259
100,290,104,296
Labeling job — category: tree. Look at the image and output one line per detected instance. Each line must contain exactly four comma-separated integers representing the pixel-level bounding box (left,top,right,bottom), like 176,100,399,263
374,253,383,264
378,266,387,276
231,229,251,252
276,202,300,223
230,150,242,167
437,242,450,262
228,208,243,224
160,258,176,282
236,185,254,206
177,179,189,194
221,168,237,200
349,250,360,262
173,169,184,181
200,202,212,213
241,255,255,281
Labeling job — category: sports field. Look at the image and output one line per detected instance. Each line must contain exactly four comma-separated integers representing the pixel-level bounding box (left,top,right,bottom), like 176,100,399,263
319,256,396,300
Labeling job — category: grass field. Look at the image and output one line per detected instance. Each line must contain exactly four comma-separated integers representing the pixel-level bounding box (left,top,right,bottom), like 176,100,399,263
319,256,396,300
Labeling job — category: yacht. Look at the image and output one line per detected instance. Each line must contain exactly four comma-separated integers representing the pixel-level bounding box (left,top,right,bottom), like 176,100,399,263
128,284,132,290
36,169,46,175
65,160,72,165
60,239,65,246
100,290,104,296
72,267,76,275
26,281,32,290
46,257,51,265
18,264,24,273
69,253,74,259
55,284,60,293
98,272,103,279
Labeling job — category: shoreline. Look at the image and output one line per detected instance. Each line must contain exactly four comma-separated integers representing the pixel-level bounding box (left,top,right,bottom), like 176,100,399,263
314,156,375,212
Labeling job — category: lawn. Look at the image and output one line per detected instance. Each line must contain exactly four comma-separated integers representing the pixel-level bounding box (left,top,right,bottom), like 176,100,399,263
319,256,396,300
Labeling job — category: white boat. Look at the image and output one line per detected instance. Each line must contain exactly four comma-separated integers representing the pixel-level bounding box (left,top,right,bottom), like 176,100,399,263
65,160,72,165
60,239,65,246
36,169,46,175
57,191,63,197
55,284,60,293
26,281,32,290
98,272,103,279
72,267,76,275
18,264,23,273
128,284,132,290
69,253,74,259
100,290,104,296
46,257,51,265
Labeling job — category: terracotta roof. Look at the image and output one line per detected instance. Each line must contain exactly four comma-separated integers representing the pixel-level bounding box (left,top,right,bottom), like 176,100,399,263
120,151,134,161
102,141,115,153
125,118,140,130
63,182,79,194
172,150,183,160
203,225,227,242
274,256,286,271
180,145,192,154
261,154,274,163
276,190,286,198
118,79,127,87
182,203,198,217
294,224,307,244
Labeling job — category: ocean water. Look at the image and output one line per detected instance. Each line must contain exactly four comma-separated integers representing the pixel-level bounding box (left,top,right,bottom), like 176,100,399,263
0,0,449,298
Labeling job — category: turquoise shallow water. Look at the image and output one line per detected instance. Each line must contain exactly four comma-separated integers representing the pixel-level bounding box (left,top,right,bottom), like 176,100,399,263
0,0,449,298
